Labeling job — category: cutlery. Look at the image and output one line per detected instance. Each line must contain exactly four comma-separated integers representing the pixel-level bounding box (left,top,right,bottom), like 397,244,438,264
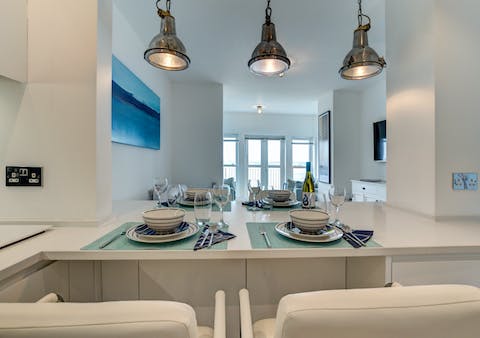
200,228,210,247
99,231,126,249
341,224,367,247
334,225,365,247
259,224,272,248
208,232,214,248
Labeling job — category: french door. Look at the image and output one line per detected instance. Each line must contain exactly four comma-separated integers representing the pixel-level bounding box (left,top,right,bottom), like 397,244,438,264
246,137,285,189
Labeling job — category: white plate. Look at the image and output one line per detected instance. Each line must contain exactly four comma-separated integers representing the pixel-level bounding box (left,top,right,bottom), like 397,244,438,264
126,223,200,243
275,222,343,243
262,199,300,208
133,223,191,240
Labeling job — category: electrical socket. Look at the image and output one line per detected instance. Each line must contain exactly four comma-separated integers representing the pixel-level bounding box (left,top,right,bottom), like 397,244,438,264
452,173,478,191
6,166,42,187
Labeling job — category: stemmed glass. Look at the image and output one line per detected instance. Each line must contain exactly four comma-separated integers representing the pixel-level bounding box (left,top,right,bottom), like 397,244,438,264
153,177,168,207
194,191,212,227
212,184,231,228
166,184,182,207
328,186,346,226
248,180,262,211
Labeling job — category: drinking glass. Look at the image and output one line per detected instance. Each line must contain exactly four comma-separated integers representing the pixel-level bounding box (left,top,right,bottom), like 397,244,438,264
329,186,346,226
212,184,230,228
153,177,169,207
248,180,262,211
166,184,182,207
194,191,212,227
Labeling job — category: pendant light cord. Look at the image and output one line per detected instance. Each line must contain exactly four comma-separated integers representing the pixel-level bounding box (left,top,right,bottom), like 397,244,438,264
265,0,272,24
156,0,171,17
357,0,371,28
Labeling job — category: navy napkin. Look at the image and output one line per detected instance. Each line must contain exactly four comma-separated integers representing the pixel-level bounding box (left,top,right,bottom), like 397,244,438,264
241,200,272,210
342,229,374,248
193,225,236,251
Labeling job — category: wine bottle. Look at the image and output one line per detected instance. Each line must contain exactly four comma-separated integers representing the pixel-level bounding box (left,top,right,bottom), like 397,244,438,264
302,162,315,209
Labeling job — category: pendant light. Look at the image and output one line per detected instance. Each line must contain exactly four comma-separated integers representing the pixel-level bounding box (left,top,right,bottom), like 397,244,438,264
339,0,386,80
144,0,190,71
248,0,290,77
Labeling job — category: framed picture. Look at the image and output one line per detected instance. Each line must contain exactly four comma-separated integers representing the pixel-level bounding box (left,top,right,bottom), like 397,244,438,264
112,55,160,150
318,111,331,184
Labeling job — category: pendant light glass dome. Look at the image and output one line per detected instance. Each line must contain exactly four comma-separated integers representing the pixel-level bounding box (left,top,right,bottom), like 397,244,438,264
248,0,290,77
144,0,190,71
339,0,386,80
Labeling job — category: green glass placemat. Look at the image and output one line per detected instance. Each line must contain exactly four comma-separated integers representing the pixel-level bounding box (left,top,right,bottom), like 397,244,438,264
176,201,231,212
82,222,227,250
247,222,381,249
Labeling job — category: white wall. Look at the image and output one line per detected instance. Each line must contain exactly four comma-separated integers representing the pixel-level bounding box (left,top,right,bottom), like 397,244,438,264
360,79,387,180
434,0,480,218
0,0,108,225
224,112,317,139
170,82,223,188
332,90,363,197
0,0,27,82
386,0,436,216
96,0,113,219
111,4,172,200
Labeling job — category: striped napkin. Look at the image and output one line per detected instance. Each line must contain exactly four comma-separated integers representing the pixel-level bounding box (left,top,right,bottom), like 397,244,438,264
194,225,236,251
342,230,374,248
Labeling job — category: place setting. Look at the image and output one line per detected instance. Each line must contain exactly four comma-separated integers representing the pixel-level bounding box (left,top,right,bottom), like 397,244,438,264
82,185,236,251
177,185,233,212
242,180,300,211
247,185,379,249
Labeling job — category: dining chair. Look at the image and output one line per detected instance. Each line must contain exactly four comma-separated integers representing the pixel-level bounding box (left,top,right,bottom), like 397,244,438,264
239,284,480,338
0,290,226,338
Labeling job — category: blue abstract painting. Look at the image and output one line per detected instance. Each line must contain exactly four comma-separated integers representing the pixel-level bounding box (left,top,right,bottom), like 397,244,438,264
112,55,160,149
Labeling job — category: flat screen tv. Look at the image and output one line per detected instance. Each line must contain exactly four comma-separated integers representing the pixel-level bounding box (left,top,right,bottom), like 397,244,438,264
373,120,386,162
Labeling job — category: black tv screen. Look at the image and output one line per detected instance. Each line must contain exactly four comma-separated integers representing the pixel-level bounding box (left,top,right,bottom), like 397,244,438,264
373,120,386,162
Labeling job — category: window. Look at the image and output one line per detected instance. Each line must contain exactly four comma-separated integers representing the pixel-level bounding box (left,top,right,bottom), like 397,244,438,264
223,137,237,181
246,137,285,189
291,139,314,181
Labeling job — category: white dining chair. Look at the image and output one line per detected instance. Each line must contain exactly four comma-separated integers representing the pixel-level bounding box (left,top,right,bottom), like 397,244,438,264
240,284,480,338
0,290,226,338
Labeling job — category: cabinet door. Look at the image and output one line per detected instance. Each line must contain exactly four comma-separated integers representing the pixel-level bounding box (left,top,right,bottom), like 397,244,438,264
0,0,27,82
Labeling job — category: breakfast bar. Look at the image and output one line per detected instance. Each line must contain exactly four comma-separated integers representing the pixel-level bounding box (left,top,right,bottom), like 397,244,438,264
1,201,480,337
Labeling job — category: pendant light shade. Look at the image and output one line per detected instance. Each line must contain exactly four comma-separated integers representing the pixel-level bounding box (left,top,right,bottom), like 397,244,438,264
339,0,386,80
144,0,190,71
248,0,290,77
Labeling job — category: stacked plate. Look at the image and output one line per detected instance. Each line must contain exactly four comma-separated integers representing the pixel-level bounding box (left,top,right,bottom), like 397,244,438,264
179,188,210,206
262,190,299,207
185,188,209,200
275,222,342,243
142,208,186,233
267,190,292,202
126,222,199,244
289,209,330,233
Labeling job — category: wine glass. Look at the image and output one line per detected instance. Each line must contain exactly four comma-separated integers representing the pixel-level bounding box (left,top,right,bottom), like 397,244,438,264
328,186,346,226
194,191,212,227
212,184,231,228
153,177,168,207
248,180,262,211
166,184,182,207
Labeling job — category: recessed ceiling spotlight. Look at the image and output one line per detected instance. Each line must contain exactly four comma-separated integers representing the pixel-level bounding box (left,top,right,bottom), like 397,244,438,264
255,105,265,114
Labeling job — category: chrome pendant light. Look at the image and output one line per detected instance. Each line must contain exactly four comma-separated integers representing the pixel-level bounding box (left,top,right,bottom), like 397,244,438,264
248,0,290,77
144,0,190,71
339,0,386,80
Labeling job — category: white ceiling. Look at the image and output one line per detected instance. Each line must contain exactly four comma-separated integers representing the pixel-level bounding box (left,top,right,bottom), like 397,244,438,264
114,0,386,115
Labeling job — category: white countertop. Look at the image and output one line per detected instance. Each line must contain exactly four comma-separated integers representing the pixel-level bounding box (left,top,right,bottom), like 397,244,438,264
1,200,480,280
